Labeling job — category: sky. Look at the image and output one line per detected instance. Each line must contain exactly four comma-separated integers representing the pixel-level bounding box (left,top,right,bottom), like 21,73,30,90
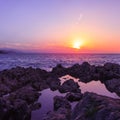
0,0,120,53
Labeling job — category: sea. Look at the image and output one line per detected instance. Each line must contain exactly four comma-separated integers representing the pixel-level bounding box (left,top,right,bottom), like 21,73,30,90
0,53,120,71
0,53,120,119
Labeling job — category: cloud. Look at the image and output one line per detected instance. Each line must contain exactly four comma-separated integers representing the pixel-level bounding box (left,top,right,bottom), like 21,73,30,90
0,42,32,49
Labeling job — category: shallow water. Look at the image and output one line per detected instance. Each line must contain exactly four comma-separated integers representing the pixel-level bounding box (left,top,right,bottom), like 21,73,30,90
31,89,66,119
32,75,119,120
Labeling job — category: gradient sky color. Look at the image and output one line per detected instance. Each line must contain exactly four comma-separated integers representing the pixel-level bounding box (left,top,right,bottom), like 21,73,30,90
0,0,120,53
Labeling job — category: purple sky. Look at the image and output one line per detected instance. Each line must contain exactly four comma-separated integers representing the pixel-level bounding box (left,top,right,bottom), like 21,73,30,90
0,0,120,53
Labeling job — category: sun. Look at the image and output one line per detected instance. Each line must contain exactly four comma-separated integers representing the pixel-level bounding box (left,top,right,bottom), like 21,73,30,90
73,39,83,49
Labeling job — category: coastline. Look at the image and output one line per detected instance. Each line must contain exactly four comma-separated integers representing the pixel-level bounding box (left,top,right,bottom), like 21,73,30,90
0,62,120,120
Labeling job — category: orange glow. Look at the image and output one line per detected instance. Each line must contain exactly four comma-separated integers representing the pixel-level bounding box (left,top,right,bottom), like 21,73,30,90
72,39,83,49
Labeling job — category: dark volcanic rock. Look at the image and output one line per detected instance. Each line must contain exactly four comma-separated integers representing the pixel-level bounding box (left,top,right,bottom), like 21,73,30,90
30,102,41,111
43,96,71,120
0,62,120,120
0,98,31,120
31,80,49,91
59,79,80,93
104,78,120,96
8,86,40,104
65,92,83,102
10,99,31,120
67,62,96,83
51,64,67,77
46,76,61,91
43,108,70,120
104,62,120,73
0,84,11,96
54,96,71,111
72,92,120,120
96,63,120,82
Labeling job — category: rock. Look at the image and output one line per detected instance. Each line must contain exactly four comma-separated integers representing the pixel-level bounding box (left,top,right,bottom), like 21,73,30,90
46,76,61,91
81,62,91,71
67,62,97,83
59,79,80,93
54,96,71,111
44,96,71,120
0,98,31,120
51,64,67,77
0,62,120,119
104,63,120,73
0,84,11,96
0,98,9,120
49,80,60,91
31,81,49,91
10,99,31,120
104,78,120,96
67,64,82,78
65,92,82,102
30,102,41,111
72,92,120,120
8,86,40,104
43,108,71,120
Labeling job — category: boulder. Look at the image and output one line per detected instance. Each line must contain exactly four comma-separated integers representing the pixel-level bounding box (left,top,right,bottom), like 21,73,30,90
30,102,41,111
0,84,11,96
51,64,67,77
72,92,120,120
10,99,31,120
0,98,31,120
59,79,80,93
44,96,71,120
46,76,61,91
104,78,120,96
8,86,40,104
65,92,82,102
31,81,49,91
43,108,70,120
54,96,71,111
104,63,120,73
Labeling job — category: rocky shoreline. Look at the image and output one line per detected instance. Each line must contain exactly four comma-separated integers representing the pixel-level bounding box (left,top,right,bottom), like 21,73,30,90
0,62,120,120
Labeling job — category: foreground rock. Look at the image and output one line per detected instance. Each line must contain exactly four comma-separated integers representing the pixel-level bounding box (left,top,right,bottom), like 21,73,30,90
72,92,120,120
46,76,61,91
65,92,83,102
59,79,81,93
43,96,71,120
104,78,120,96
0,86,41,120
0,67,49,96
0,62,120,120
8,86,40,104
0,98,31,120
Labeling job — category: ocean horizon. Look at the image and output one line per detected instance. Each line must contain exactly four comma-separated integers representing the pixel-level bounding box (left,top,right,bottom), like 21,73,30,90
0,53,120,71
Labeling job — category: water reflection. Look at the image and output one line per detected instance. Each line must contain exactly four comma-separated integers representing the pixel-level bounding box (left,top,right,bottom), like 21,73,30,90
32,89,65,119
60,75,119,99
32,75,119,120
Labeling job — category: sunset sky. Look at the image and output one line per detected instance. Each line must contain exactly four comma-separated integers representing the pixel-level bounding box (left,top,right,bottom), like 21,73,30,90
0,0,120,53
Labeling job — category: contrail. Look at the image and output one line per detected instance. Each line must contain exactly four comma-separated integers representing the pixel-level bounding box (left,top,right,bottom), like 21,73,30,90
76,13,83,25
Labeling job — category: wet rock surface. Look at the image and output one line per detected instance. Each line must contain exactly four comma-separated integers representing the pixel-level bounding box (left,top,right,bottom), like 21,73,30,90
43,96,71,120
59,79,81,93
105,78,120,96
8,86,40,104
46,76,61,91
0,98,31,120
65,92,83,102
0,62,120,120
72,92,120,120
